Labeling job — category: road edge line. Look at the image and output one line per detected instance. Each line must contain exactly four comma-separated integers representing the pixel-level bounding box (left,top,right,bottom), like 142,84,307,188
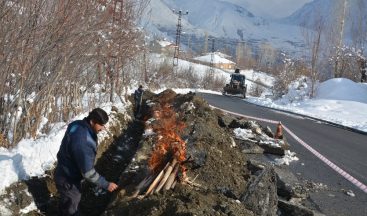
211,105,367,194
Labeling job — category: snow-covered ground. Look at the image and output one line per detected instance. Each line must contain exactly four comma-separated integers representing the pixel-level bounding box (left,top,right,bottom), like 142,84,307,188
246,77,367,133
1,59,366,214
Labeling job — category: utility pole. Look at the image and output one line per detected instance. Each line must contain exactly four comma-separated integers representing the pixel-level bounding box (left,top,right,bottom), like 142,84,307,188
203,32,209,54
173,9,188,67
208,37,215,75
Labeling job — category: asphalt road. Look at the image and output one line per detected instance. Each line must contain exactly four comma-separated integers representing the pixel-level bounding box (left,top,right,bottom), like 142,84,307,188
198,93,367,216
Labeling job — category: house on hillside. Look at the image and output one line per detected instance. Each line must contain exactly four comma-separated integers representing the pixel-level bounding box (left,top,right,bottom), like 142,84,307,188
150,40,175,56
193,52,235,70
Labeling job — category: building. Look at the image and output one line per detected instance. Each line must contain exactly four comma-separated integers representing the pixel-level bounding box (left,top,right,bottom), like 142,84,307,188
150,40,175,56
193,52,235,70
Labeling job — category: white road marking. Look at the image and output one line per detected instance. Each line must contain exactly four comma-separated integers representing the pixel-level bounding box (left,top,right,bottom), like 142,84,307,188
212,105,367,194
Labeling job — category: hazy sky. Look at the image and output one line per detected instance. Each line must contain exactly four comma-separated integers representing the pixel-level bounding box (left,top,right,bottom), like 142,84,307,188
241,0,313,18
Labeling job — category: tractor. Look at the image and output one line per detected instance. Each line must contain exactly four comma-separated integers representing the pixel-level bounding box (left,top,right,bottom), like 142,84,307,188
223,69,247,98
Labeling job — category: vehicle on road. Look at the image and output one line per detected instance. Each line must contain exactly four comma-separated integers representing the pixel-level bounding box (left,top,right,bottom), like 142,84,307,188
223,69,247,98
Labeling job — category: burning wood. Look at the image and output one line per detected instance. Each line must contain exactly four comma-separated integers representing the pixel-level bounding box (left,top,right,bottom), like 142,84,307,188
144,162,169,196
131,158,184,198
131,102,192,198
155,158,177,193
163,163,179,190
171,180,177,189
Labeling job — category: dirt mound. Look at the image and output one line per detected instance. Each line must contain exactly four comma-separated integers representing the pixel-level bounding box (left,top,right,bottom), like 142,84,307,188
103,90,256,215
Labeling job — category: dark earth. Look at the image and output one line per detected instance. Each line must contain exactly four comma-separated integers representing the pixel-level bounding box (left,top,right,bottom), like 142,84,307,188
0,90,328,216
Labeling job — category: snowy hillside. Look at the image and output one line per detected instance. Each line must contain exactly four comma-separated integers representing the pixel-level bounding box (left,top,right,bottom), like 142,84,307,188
169,0,264,34
142,0,306,54
284,0,367,41
282,0,334,26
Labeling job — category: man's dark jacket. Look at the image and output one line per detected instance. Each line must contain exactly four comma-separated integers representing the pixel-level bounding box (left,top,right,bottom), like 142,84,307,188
55,119,109,189
134,88,143,103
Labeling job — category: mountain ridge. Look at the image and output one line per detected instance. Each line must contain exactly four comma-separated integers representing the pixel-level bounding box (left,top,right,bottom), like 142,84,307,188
142,0,366,56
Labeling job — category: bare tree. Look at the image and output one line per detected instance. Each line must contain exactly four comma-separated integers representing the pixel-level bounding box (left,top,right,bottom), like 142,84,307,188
272,53,306,99
257,42,277,72
351,0,367,52
301,13,325,97
236,41,255,69
0,0,149,147
328,0,348,78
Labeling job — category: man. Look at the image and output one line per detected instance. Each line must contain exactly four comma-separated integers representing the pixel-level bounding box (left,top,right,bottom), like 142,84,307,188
134,85,144,118
360,58,367,83
55,108,118,215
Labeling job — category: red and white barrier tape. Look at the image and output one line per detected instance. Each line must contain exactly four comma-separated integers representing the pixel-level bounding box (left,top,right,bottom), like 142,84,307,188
213,106,367,194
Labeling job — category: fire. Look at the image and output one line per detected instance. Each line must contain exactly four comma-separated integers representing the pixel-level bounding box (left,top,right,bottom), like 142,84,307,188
148,104,187,178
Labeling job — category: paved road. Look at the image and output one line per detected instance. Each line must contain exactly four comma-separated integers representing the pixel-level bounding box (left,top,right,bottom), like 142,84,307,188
199,93,367,216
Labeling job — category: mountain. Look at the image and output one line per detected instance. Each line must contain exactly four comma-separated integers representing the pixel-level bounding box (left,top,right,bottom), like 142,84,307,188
283,0,334,26
163,0,264,38
141,0,306,55
142,0,264,39
284,0,367,43
142,0,367,56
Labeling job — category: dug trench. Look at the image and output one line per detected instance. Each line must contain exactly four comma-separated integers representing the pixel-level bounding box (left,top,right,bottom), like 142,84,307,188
0,90,326,215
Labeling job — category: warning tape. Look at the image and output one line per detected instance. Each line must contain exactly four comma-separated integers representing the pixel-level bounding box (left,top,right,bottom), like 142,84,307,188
212,105,367,194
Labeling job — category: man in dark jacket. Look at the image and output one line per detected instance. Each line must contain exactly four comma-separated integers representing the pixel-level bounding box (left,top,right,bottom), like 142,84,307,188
134,85,144,117
55,108,118,215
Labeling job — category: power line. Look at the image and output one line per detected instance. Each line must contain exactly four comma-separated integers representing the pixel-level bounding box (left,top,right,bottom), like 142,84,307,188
172,9,188,67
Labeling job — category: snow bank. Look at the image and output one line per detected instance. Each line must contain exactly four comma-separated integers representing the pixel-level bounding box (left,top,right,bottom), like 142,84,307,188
316,78,367,103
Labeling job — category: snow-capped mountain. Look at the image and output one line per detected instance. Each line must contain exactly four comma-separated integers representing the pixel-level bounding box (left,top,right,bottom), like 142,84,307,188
142,0,366,56
142,0,307,55
284,0,367,42
283,0,334,26
165,0,265,38
142,0,264,39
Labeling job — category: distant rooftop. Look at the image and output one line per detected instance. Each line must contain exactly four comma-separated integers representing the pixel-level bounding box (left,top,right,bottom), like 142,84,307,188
194,52,235,64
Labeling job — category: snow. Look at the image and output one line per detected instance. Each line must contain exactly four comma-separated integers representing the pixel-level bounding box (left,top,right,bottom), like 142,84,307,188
242,69,275,88
0,205,11,216
158,40,173,47
19,202,37,214
316,78,367,103
233,128,256,140
151,53,232,80
274,150,299,166
0,102,127,195
246,78,367,132
194,53,235,64
0,123,66,193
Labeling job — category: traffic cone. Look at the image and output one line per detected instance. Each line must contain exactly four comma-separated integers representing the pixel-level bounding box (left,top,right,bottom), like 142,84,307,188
275,122,283,139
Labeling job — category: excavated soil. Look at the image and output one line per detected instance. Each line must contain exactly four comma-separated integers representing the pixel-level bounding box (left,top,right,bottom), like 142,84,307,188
0,90,322,216
103,90,254,216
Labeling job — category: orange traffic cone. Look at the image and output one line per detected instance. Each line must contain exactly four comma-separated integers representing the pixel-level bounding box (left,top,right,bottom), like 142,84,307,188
275,122,283,139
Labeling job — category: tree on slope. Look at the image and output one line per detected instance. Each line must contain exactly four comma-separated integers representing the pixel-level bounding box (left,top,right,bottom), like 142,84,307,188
0,0,149,147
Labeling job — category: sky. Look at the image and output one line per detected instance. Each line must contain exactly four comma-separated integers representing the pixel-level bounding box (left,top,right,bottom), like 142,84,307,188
1,55,367,214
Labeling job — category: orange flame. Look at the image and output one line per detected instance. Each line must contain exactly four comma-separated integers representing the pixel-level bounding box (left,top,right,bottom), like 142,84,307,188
148,104,186,177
